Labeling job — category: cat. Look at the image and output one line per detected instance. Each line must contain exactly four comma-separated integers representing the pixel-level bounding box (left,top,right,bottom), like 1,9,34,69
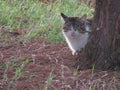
61,13,92,55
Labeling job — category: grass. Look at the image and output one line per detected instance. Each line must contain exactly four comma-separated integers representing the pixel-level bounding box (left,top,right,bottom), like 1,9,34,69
0,0,92,43
0,0,93,89
2,59,30,89
43,69,55,90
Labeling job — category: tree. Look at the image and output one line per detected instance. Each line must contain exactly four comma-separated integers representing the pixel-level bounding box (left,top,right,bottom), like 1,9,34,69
76,0,120,70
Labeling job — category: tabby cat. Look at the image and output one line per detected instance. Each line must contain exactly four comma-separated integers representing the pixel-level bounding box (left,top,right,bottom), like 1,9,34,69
61,13,92,55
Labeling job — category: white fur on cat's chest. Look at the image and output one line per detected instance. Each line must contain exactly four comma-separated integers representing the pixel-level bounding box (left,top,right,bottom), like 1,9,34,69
63,31,89,55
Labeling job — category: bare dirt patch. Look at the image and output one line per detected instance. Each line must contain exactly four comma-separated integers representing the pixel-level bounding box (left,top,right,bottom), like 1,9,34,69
0,33,120,90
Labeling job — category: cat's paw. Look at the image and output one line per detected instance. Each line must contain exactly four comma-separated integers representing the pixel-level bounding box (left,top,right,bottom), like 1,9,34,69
72,51,79,55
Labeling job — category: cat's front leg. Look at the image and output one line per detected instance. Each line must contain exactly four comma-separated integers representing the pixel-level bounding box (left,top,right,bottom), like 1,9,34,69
72,48,83,55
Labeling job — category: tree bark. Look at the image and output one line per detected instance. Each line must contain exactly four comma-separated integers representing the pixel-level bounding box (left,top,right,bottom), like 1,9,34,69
86,0,120,70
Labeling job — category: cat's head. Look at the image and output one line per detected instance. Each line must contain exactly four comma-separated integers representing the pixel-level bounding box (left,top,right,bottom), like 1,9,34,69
61,13,91,39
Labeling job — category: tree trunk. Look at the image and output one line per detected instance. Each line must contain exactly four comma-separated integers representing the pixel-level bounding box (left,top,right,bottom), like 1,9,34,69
76,0,120,70
86,0,120,70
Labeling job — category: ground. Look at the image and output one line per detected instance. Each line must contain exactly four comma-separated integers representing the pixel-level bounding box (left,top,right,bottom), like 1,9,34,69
0,30,120,90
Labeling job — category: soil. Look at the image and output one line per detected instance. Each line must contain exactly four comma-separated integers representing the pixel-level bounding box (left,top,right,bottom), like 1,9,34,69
0,30,120,90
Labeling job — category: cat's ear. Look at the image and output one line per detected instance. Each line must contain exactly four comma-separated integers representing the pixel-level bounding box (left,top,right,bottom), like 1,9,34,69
81,14,87,22
61,13,69,22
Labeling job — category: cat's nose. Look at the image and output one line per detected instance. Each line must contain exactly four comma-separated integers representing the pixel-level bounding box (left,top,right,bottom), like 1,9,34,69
71,32,75,36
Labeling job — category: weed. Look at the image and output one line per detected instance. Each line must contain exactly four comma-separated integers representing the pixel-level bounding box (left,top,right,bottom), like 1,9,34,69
43,70,54,90
73,66,79,76
2,59,30,89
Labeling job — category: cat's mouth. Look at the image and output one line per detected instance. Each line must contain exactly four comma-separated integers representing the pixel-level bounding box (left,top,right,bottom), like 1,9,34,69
71,32,75,37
